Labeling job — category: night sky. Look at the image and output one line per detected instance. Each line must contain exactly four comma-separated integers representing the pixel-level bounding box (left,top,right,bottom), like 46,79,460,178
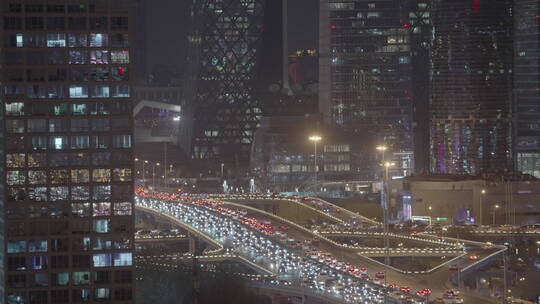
139,0,318,81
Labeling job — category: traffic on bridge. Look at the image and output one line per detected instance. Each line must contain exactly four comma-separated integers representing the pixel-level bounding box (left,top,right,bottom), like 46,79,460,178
135,187,430,304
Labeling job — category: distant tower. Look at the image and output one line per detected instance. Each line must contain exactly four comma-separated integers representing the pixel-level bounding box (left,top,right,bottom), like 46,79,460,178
187,0,283,175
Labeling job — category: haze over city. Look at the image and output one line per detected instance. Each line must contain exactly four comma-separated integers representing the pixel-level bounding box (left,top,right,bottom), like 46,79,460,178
0,0,539,304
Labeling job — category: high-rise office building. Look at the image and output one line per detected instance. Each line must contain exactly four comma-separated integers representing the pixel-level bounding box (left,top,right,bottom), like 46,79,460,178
187,0,283,175
1,1,135,303
430,0,513,174
319,0,419,178
406,1,431,174
514,0,540,177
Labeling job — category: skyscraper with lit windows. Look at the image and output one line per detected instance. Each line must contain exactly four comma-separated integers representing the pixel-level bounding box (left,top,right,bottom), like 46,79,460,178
187,0,283,176
1,0,135,303
514,0,540,177
319,0,423,178
429,0,513,174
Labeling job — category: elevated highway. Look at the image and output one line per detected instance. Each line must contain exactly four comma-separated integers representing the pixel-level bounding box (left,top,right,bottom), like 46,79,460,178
135,190,505,303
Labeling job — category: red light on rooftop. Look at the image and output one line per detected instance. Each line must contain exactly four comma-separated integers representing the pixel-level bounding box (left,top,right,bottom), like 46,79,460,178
402,23,410,28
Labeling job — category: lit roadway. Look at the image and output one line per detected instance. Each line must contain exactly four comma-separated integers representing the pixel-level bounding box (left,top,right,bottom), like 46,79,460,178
136,190,504,303
214,198,500,303
217,194,511,302
135,189,400,304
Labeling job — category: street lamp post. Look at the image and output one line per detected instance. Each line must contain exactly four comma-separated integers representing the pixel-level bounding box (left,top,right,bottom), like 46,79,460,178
480,189,486,225
134,158,139,179
143,160,148,186
221,163,224,178
152,162,160,189
376,145,387,169
164,142,167,188
308,135,322,185
376,145,390,265
382,161,395,266
493,204,500,226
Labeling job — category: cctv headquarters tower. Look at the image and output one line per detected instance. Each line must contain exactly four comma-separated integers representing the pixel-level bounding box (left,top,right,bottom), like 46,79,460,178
1,0,135,303
187,0,283,176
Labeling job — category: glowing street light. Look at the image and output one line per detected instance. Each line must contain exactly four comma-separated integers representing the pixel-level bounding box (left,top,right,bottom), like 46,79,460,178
141,160,149,185
308,135,322,183
493,204,500,225
480,189,486,225
152,162,160,189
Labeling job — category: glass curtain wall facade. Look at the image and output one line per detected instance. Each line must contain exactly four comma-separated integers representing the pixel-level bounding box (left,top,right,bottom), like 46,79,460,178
406,1,431,174
515,0,540,177
187,0,269,173
430,0,513,174
1,0,135,303
325,0,415,178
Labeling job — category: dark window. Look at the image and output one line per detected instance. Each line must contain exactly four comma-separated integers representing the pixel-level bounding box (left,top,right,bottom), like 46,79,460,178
111,118,130,131
46,16,65,29
92,152,110,165
8,274,26,288
111,16,128,30
9,3,22,13
72,255,91,268
8,221,26,236
114,288,132,301
72,220,90,234
68,16,86,30
110,101,130,114
25,4,43,13
50,220,69,235
4,51,23,65
92,118,110,131
25,16,44,30
90,16,107,30
51,255,69,269
94,270,111,284
51,290,69,303
51,238,69,252
49,153,69,166
29,221,48,236
4,16,22,29
47,5,65,13
48,68,67,82
29,290,48,304
110,33,129,47
115,270,132,283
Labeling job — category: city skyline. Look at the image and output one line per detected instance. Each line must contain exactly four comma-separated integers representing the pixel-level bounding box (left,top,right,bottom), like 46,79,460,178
1,0,539,303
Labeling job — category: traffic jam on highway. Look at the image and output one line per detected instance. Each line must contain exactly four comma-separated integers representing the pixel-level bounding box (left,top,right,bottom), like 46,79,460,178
135,188,469,304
